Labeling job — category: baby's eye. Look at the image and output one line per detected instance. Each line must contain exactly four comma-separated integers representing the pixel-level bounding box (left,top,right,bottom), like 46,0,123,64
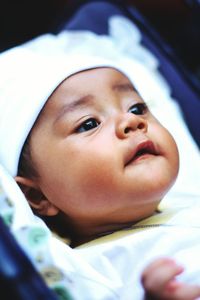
128,103,148,115
76,118,100,133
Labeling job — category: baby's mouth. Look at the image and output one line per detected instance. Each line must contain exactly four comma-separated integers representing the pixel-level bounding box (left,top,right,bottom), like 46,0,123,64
125,141,158,166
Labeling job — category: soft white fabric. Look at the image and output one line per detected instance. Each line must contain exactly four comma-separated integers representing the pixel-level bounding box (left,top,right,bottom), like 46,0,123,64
0,15,200,300
77,200,200,299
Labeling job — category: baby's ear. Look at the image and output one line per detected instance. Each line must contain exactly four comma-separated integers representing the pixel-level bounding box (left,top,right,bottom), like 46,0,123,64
15,176,59,217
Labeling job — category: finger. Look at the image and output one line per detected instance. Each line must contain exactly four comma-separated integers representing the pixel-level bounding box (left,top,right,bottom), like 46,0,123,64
141,258,184,294
163,281,200,300
142,258,181,277
144,281,200,300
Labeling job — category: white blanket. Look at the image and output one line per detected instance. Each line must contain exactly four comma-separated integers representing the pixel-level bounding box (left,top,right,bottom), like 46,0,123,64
0,15,200,299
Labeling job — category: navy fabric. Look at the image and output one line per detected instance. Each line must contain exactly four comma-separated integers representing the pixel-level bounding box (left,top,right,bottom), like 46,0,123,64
63,1,200,148
64,1,123,34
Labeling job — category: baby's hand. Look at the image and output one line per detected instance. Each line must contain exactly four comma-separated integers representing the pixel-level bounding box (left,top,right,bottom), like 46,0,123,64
141,257,200,300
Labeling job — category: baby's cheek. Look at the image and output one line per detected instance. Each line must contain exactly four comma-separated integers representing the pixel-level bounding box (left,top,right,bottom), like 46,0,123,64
152,124,179,171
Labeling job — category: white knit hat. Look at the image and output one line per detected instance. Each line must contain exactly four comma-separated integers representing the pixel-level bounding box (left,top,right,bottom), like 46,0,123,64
0,47,132,176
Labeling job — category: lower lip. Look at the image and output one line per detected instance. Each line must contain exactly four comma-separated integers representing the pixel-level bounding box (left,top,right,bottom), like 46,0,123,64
129,153,155,164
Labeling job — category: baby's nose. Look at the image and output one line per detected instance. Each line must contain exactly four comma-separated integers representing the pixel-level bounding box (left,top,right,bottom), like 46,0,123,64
115,113,148,139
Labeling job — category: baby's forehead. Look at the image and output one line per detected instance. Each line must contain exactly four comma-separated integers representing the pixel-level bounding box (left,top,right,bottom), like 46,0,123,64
38,67,137,123
52,66,134,97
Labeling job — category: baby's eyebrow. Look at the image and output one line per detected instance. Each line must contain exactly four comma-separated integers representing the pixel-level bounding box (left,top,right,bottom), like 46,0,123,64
112,82,137,92
54,83,137,124
54,95,94,124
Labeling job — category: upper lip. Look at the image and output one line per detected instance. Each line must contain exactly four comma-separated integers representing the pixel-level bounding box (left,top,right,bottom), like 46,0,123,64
125,140,158,166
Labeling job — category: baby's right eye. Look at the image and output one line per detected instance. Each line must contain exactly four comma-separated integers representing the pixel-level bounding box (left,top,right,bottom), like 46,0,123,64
76,118,100,133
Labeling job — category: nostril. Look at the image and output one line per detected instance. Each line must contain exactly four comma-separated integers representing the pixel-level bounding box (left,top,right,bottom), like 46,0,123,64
138,123,145,130
124,122,145,133
124,127,131,134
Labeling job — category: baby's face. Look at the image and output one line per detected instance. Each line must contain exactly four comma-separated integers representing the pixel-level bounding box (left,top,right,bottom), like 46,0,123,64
29,68,179,241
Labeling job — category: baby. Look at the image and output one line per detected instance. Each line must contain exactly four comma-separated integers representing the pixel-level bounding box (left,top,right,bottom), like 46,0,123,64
1,49,199,299
16,59,179,247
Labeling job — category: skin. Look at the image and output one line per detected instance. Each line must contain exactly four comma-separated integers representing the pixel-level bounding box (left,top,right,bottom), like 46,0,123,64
16,67,179,245
142,257,200,300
